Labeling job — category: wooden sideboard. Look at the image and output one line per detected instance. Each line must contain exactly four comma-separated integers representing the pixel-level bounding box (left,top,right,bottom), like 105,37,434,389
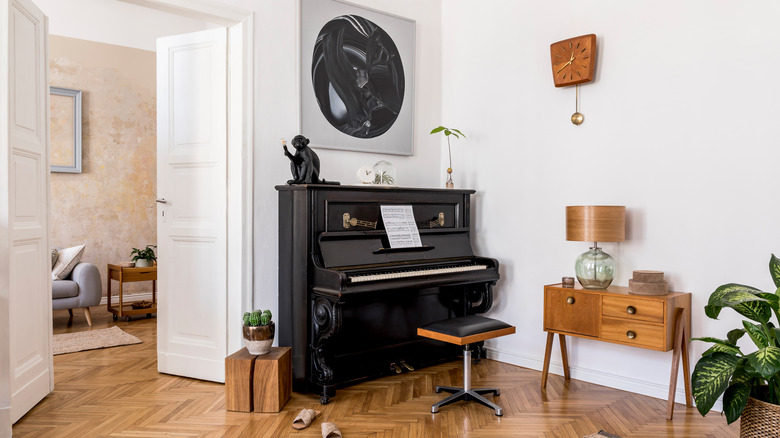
541,283,692,420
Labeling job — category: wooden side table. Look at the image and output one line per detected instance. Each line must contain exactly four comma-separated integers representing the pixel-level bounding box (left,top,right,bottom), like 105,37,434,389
541,283,692,420
107,264,157,321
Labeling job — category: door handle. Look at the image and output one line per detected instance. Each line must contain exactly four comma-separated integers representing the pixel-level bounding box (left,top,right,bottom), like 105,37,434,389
156,198,167,204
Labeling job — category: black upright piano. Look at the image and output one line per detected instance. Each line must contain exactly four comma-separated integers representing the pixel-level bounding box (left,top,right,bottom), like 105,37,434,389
276,185,499,403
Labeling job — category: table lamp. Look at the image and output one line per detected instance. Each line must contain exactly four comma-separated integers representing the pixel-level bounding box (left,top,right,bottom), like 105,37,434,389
565,206,626,289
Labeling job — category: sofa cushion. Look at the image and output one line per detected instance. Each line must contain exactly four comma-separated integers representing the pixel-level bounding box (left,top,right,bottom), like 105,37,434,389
51,244,85,280
51,248,58,268
52,279,79,299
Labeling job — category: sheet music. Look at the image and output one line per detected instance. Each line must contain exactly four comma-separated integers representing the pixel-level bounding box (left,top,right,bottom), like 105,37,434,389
380,205,422,248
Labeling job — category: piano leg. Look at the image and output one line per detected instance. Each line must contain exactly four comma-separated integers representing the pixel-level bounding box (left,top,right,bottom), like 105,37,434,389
312,297,342,404
320,385,335,404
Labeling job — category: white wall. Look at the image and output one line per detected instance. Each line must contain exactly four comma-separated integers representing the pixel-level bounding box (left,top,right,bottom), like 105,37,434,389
246,0,443,324
34,0,211,50
442,0,780,403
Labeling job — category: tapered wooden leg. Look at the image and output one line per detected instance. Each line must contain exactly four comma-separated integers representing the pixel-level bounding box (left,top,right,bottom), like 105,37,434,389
83,307,93,327
681,311,692,407
559,334,570,381
541,332,554,389
67,308,73,318
667,308,688,420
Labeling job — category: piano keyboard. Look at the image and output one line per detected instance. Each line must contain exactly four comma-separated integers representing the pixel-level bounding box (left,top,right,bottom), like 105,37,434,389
349,264,488,283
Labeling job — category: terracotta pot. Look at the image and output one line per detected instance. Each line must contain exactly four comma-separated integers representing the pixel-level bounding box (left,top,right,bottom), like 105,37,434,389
740,397,780,437
243,322,275,355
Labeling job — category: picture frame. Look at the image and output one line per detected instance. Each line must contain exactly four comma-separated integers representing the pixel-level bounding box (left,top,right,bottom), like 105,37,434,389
50,86,82,173
299,0,416,156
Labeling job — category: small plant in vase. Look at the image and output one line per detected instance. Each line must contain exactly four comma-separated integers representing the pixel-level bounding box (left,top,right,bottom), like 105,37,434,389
242,309,274,355
430,126,466,189
130,245,156,267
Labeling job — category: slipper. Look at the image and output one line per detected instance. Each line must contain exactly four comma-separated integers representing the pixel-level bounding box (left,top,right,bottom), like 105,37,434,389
321,422,342,438
292,409,321,430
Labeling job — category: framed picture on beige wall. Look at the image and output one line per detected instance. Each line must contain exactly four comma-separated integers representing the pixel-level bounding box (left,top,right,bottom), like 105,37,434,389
50,86,82,173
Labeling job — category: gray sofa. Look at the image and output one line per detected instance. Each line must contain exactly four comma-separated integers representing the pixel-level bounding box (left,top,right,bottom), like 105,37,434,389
52,262,102,326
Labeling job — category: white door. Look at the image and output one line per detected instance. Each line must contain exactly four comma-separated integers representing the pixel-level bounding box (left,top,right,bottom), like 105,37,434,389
0,0,52,431
156,28,228,382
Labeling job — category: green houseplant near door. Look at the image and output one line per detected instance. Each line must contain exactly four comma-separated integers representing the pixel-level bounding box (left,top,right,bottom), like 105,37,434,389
691,254,780,435
130,245,156,268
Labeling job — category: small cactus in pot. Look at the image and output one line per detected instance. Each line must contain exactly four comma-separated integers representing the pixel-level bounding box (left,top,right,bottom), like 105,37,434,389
242,309,274,355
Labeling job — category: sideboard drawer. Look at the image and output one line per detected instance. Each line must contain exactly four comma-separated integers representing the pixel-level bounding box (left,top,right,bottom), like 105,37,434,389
601,317,665,350
544,289,600,337
602,295,664,323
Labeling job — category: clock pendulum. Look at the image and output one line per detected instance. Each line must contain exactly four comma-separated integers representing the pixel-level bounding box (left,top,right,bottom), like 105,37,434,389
571,84,584,125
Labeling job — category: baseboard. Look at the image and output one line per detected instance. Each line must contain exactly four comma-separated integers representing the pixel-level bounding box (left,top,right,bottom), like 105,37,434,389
99,292,153,307
485,346,720,412
0,406,10,438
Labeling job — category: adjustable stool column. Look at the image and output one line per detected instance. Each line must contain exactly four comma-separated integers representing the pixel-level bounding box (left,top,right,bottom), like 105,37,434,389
418,315,515,416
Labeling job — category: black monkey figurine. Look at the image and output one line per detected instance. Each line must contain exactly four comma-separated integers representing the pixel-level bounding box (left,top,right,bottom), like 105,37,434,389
282,135,339,185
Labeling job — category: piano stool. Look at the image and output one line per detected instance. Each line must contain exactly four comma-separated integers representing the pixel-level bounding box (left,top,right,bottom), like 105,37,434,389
417,315,516,416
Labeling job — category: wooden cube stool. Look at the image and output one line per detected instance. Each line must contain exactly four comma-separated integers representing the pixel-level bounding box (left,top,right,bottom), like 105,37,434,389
225,347,291,413
418,315,515,416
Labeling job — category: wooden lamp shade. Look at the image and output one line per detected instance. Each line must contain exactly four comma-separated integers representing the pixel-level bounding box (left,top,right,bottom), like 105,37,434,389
566,206,625,242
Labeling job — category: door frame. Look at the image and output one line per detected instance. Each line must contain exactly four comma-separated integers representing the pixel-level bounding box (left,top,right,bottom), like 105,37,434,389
123,0,254,355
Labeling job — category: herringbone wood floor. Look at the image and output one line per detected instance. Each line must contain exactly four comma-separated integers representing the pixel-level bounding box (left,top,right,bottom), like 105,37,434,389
13,307,738,437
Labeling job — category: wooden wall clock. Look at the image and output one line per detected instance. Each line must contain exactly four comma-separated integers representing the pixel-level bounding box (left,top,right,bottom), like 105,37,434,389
550,34,596,124
550,34,596,87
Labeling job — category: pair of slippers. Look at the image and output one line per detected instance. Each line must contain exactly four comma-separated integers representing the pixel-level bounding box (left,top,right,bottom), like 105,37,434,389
292,409,341,437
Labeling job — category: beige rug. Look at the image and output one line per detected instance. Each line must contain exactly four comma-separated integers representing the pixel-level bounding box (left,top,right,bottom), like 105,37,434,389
583,432,621,438
53,326,142,355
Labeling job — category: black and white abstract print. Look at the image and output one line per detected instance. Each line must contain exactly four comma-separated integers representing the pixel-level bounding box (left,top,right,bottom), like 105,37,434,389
311,15,405,139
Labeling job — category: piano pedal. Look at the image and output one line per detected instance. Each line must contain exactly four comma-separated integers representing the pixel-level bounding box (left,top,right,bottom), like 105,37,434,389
400,360,414,371
390,363,402,374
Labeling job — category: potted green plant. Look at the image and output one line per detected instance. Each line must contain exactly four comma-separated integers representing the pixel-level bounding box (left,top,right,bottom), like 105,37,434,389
691,254,780,434
242,309,274,355
430,126,465,189
130,245,157,267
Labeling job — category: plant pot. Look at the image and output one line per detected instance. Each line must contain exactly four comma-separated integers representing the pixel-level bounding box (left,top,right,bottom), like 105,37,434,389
243,322,275,355
740,397,780,437
135,259,153,268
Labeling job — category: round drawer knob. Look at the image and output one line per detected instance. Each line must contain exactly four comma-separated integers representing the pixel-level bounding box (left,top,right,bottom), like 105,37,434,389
626,330,636,339
566,296,575,304
626,306,636,314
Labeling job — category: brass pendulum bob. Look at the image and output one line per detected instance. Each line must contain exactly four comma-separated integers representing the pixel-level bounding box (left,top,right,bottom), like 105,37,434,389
571,84,584,125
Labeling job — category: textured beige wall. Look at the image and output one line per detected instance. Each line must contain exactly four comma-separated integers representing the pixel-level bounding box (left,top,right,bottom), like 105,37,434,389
50,36,156,296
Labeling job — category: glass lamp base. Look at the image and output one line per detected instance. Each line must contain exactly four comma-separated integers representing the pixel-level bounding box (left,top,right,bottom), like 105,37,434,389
575,247,616,289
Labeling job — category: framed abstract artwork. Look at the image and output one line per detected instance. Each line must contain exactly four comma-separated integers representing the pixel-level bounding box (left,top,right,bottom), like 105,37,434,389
299,0,415,156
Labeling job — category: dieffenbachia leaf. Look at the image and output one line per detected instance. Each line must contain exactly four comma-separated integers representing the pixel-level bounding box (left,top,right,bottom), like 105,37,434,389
692,336,742,356
745,346,780,380
705,284,768,321
702,343,743,356
734,300,773,324
771,254,780,288
723,382,751,424
727,328,746,345
757,292,780,313
692,352,740,415
743,321,769,348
